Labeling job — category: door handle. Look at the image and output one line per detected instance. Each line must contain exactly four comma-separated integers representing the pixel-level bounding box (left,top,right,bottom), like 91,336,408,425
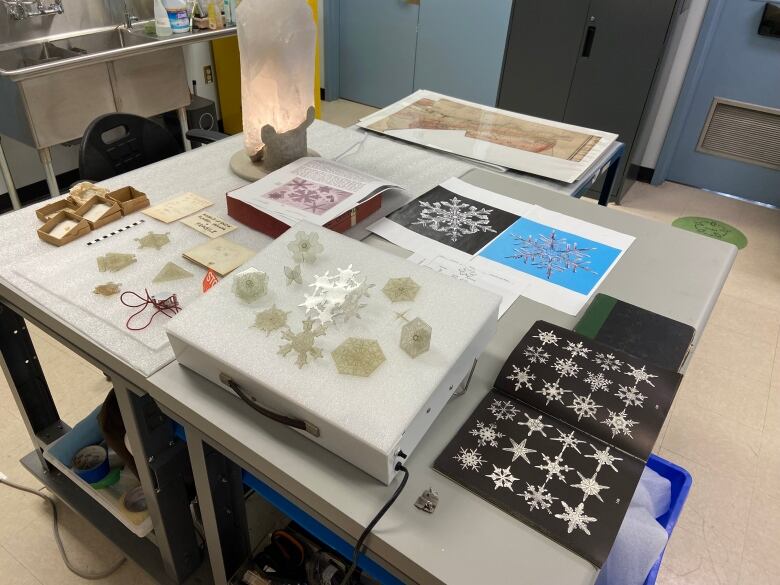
582,25,597,58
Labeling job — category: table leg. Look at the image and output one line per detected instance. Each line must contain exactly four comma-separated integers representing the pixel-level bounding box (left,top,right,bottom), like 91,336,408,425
186,427,250,585
37,147,60,198
598,144,625,207
178,107,192,152
113,384,203,584
0,138,21,210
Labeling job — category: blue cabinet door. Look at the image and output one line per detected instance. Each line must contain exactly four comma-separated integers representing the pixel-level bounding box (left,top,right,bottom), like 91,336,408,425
413,0,512,106
339,0,420,107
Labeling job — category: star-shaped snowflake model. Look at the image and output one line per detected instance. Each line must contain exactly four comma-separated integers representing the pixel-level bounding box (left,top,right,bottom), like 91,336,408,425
278,319,327,368
135,231,171,250
603,408,638,438
287,231,324,264
508,364,535,391
253,304,290,336
594,352,624,372
585,445,623,473
551,429,585,454
537,379,570,405
502,437,536,464
565,340,591,358
555,501,597,535
469,420,505,448
534,329,560,346
523,346,549,364
301,266,370,325
536,454,572,483
553,357,581,378
519,413,552,437
453,447,484,472
522,483,557,513
624,364,658,387
413,196,496,242
489,399,519,421
567,394,602,421
584,371,612,392
616,384,647,408
486,465,518,491
572,472,610,502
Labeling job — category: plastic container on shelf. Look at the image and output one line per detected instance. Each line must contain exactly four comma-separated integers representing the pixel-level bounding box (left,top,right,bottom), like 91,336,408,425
165,0,190,33
154,0,172,36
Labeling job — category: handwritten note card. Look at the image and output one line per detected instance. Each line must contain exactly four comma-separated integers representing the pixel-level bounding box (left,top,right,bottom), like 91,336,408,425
142,192,213,223
181,212,238,238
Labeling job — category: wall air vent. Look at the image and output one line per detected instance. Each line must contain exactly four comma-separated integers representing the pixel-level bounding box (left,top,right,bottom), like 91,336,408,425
697,97,780,170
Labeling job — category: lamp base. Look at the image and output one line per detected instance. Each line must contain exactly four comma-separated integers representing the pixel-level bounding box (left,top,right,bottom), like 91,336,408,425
229,148,320,182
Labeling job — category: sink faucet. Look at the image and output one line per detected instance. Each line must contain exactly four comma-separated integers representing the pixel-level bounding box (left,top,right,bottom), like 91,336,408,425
120,0,139,28
2,0,63,19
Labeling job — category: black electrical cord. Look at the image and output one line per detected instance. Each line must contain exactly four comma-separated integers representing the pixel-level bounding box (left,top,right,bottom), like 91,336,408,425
338,463,410,585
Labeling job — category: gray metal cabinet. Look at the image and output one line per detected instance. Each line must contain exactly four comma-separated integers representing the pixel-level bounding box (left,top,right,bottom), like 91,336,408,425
498,0,678,198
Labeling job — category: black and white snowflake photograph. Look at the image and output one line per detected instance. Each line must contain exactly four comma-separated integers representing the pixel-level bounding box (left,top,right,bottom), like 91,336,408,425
385,185,519,255
434,392,644,567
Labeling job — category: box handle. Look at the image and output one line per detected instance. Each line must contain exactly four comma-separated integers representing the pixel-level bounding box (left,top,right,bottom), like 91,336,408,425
219,373,321,438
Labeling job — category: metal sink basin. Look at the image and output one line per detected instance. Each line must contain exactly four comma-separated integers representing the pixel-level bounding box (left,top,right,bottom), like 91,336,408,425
0,41,81,70
50,27,157,54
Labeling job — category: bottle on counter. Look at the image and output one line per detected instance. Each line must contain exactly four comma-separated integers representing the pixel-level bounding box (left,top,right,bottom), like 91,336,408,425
165,0,190,33
207,0,224,29
154,0,173,36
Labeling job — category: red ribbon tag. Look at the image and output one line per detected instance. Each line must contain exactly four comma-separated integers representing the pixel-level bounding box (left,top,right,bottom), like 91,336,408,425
203,269,219,292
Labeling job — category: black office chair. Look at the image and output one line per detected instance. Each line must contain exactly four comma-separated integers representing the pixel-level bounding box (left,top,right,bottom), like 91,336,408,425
79,112,227,182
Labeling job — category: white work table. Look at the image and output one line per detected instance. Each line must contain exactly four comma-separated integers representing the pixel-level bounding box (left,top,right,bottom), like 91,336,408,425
0,121,735,585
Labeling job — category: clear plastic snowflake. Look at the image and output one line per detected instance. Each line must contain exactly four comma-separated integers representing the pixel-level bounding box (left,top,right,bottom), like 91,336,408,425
469,420,505,448
523,346,549,364
413,196,497,242
534,329,560,346
536,454,572,483
537,379,570,405
508,364,535,391
555,501,597,535
287,231,324,264
453,447,485,472
584,371,612,392
616,384,647,408
594,352,624,372
284,264,303,286
603,408,638,438
585,446,622,473
507,231,596,280
551,430,585,454
488,399,519,421
624,364,658,387
519,413,552,437
300,265,371,325
278,319,327,368
253,304,290,336
553,357,581,378
486,465,518,491
572,472,610,502
502,437,536,464
522,483,557,513
567,394,601,421
565,340,591,358
381,277,420,302
232,268,268,303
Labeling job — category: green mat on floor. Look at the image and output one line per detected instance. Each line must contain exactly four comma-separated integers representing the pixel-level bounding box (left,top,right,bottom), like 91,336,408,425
672,217,748,249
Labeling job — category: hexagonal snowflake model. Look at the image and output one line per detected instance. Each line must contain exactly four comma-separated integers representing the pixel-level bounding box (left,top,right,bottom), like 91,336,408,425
331,337,385,377
400,317,432,358
382,277,420,302
253,304,290,336
287,231,324,264
232,268,269,303
278,319,327,368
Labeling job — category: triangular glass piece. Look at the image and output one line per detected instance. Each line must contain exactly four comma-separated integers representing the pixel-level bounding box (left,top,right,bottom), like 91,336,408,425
153,262,194,283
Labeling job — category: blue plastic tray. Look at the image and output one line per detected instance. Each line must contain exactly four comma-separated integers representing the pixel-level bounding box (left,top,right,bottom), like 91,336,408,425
642,453,693,585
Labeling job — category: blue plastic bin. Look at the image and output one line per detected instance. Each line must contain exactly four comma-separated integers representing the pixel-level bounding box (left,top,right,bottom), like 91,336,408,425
642,453,693,585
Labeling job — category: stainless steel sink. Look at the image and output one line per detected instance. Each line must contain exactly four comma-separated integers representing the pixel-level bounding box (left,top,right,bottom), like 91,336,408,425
0,41,81,70
50,27,157,54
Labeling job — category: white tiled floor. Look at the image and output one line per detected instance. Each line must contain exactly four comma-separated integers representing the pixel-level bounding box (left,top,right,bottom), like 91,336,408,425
1,100,778,584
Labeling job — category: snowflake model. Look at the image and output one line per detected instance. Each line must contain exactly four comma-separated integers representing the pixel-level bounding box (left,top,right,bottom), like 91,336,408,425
523,346,549,364
502,437,536,464
584,371,612,392
572,472,610,502
413,196,497,242
486,465,518,491
508,364,535,391
602,408,638,438
551,430,585,454
253,304,291,336
567,394,602,421
507,230,596,280
536,453,572,483
593,352,623,372
453,447,485,472
278,319,327,368
300,265,371,325
553,357,581,378
616,384,647,408
489,399,519,421
624,364,658,387
537,379,570,405
565,340,591,358
469,420,505,448
534,329,560,346
586,446,623,473
519,413,552,437
522,483,558,513
555,501,597,535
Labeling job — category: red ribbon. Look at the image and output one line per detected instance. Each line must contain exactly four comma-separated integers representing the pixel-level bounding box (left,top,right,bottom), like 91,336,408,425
120,289,181,331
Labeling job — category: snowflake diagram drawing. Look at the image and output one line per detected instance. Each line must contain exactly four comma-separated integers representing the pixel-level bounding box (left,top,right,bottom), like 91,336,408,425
263,177,351,216
387,186,519,255
479,218,622,295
